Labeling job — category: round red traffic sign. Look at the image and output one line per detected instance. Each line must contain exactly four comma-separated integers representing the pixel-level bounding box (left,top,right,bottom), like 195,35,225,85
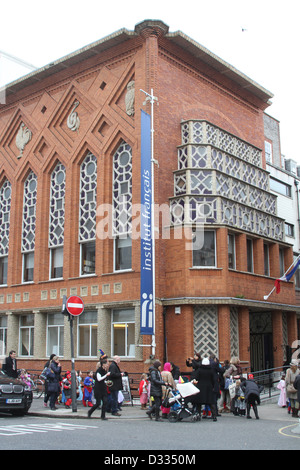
66,296,84,316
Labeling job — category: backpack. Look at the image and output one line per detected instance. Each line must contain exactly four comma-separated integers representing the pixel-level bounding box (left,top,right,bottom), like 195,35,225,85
40,366,51,380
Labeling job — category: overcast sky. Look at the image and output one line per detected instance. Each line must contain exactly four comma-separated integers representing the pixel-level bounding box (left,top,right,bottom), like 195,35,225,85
0,0,298,162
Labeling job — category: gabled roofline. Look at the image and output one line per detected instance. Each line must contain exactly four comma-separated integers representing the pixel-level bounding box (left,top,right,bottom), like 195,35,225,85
0,20,273,104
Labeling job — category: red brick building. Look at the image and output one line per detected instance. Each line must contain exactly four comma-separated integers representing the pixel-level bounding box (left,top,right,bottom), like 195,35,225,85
0,20,299,375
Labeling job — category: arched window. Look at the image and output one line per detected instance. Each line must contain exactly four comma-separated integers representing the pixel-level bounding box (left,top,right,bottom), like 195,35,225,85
49,162,66,279
22,171,37,282
79,152,97,275
112,141,132,271
0,179,11,285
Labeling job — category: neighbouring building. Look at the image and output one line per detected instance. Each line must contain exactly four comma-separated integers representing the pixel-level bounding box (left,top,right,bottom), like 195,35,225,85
0,20,299,376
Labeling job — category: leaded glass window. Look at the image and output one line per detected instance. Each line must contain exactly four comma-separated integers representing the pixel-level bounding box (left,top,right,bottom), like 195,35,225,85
112,141,132,237
49,162,66,248
0,179,11,257
22,171,37,253
79,152,97,242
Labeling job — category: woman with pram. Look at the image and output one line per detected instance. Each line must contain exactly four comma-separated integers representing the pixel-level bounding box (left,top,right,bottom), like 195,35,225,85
191,357,218,421
161,362,176,419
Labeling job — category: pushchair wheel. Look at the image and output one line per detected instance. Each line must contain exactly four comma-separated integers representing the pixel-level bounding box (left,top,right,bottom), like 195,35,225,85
168,411,179,423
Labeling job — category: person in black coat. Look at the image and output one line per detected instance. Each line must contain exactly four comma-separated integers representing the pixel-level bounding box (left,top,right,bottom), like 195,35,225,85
191,357,217,421
88,359,111,420
293,373,300,408
46,356,62,411
146,360,165,421
43,353,56,407
108,356,124,416
2,350,18,378
241,374,264,419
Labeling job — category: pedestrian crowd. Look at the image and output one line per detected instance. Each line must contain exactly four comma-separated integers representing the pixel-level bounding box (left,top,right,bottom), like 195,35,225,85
2,349,300,422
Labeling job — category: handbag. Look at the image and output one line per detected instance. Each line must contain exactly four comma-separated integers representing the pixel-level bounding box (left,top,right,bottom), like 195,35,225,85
228,382,236,399
287,383,297,394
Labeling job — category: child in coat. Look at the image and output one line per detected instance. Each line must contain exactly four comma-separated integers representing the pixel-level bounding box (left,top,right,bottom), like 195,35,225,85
83,371,94,407
139,373,149,409
277,375,287,407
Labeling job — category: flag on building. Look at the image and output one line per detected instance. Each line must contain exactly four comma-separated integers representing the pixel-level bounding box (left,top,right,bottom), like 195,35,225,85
274,255,300,294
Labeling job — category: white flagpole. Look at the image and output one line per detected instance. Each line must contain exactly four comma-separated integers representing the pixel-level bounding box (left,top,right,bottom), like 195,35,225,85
140,88,158,357
264,254,300,300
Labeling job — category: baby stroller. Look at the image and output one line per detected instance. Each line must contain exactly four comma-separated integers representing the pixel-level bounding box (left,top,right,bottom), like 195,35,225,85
164,382,201,423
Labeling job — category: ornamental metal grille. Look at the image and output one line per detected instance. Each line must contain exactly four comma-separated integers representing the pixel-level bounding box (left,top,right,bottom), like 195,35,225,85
0,179,11,257
48,163,66,248
194,305,218,357
22,171,37,253
79,152,97,242
112,141,132,236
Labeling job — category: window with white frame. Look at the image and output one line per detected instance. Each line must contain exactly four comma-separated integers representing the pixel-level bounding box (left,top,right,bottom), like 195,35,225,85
0,316,7,357
47,313,64,357
50,246,64,279
193,230,216,267
49,163,65,279
78,311,97,357
22,251,34,282
79,152,97,276
22,172,37,283
19,314,34,356
265,141,272,163
111,308,135,357
114,236,132,271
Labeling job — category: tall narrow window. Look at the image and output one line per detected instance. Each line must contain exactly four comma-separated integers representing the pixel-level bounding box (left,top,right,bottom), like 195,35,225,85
23,251,34,282
49,163,65,279
265,141,272,163
264,243,270,276
47,313,64,357
228,233,236,269
279,247,285,277
79,152,97,275
0,316,7,357
112,142,132,271
112,309,135,357
78,311,97,357
0,179,11,285
22,172,37,283
247,238,253,273
19,314,34,356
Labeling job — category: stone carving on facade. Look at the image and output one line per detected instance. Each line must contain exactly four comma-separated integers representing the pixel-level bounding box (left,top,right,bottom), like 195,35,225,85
125,80,135,116
16,122,32,159
67,100,80,132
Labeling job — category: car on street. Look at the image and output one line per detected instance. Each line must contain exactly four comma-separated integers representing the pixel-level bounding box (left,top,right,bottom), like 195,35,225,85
0,370,33,416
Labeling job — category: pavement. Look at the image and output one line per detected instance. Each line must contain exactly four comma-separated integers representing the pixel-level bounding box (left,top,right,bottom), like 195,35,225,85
27,396,300,423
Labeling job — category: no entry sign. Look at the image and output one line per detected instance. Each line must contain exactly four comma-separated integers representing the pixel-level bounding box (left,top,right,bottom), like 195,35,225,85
66,296,84,316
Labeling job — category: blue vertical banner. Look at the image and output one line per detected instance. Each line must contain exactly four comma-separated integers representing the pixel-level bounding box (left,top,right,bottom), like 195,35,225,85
140,110,154,335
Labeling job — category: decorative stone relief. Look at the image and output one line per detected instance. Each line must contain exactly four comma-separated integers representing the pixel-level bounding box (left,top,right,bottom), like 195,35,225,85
67,100,80,132
16,123,32,159
125,80,135,116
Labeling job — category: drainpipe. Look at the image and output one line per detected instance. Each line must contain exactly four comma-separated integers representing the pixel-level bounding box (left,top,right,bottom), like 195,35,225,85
163,307,167,364
295,179,300,252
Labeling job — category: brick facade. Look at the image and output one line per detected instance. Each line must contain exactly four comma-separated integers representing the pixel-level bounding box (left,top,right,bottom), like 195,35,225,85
0,20,299,377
